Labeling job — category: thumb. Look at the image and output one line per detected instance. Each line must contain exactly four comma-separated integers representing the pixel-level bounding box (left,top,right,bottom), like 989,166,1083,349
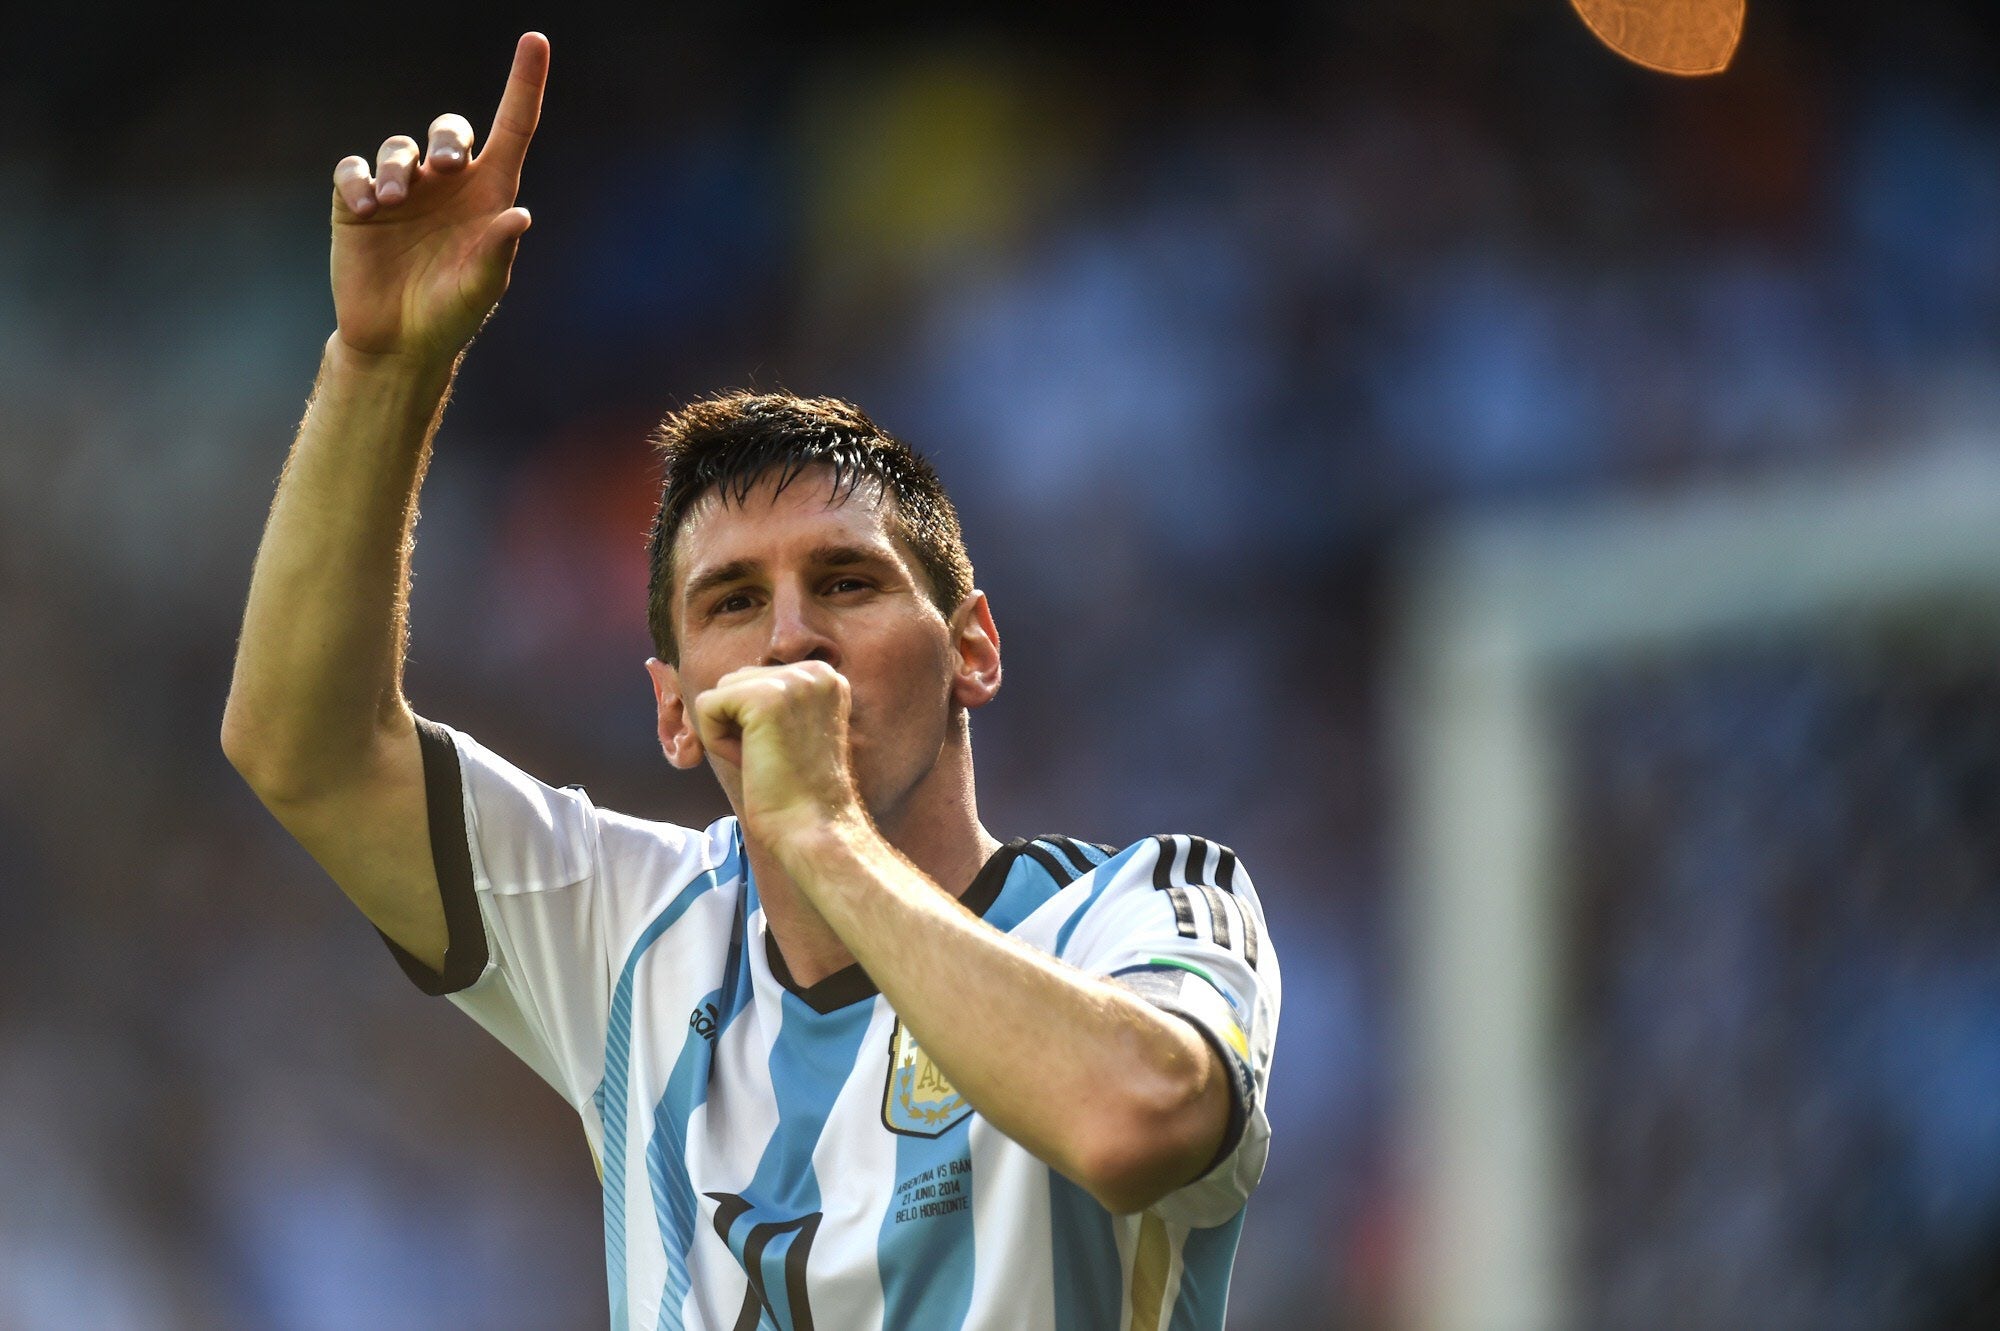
480,206,533,265
462,207,533,310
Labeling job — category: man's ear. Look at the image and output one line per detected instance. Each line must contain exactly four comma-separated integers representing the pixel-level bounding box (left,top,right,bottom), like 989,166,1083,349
646,657,706,769
949,591,1002,710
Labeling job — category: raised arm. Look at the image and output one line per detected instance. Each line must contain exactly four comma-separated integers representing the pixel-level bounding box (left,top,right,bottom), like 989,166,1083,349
221,34,549,970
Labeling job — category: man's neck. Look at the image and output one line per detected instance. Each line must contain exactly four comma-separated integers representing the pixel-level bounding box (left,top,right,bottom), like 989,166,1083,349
749,749,999,990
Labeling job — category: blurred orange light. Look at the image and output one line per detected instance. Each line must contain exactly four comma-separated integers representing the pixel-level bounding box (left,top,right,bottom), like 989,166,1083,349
1571,0,1746,76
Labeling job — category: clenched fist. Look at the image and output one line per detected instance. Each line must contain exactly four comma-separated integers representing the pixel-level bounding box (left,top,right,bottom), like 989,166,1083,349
329,32,548,365
695,662,868,852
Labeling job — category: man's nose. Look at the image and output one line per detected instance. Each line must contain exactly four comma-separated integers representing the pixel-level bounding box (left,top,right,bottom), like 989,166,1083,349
764,587,838,668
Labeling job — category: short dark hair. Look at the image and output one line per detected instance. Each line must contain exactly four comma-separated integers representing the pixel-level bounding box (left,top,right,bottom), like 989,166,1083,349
645,391,975,663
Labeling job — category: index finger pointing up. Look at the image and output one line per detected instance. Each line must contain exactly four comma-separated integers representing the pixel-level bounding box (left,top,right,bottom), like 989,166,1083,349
479,32,549,182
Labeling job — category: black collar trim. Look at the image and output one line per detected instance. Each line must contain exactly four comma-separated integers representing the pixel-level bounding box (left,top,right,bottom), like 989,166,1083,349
764,839,1029,1015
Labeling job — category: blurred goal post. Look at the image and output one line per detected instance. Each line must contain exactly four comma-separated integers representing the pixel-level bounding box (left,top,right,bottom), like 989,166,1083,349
1392,448,2000,1331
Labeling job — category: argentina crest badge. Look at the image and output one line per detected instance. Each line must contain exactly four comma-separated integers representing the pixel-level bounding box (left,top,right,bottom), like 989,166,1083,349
882,1018,973,1137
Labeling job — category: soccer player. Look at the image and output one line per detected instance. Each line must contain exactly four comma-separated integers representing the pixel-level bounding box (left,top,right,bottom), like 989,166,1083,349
221,33,1279,1330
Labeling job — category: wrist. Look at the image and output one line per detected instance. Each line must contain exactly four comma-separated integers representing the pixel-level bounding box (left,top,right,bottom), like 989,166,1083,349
768,803,879,895
324,332,461,392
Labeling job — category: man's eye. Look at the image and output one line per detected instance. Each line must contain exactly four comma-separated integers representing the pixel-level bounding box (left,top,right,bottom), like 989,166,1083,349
713,592,754,614
826,577,870,595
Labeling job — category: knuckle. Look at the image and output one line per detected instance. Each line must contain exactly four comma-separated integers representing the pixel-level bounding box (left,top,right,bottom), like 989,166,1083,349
429,112,472,138
333,156,369,183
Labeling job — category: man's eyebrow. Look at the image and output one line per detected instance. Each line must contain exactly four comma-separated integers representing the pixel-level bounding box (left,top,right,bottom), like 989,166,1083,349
807,543,895,569
682,558,760,608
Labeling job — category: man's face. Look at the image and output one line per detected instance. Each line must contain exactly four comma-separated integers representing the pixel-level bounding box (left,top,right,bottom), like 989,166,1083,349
647,467,995,823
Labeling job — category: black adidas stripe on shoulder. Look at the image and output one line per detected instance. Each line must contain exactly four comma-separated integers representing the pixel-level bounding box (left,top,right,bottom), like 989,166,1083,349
1147,834,1260,967
1019,840,1081,889
1017,835,1120,894
1214,843,1238,892
1150,835,1201,940
1040,835,1107,877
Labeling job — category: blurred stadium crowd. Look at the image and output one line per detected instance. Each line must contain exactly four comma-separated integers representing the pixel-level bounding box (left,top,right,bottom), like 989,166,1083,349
3,2,1999,1326
1570,632,2000,1328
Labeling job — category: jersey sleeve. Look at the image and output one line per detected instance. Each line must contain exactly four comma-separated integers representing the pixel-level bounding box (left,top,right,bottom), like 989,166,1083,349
376,718,625,1108
1059,835,1281,1229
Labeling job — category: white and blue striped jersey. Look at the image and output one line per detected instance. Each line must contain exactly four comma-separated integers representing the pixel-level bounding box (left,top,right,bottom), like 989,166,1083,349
383,719,1280,1330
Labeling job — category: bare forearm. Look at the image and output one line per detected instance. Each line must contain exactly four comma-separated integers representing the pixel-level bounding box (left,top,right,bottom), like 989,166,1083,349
784,820,1227,1210
222,336,457,794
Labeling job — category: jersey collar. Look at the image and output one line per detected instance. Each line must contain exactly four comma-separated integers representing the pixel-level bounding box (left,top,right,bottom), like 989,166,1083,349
763,838,1030,1014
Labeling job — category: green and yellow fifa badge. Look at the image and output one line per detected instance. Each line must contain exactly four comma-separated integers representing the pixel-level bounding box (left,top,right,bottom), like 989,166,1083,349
882,1018,973,1137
